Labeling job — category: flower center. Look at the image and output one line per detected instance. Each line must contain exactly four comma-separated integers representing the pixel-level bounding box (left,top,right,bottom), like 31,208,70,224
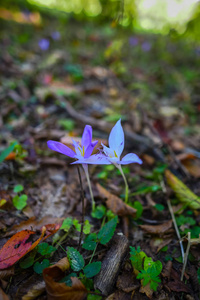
78,145,85,157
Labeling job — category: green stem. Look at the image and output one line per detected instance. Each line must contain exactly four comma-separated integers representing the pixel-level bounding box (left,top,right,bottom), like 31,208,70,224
82,164,95,212
118,165,129,203
89,242,98,264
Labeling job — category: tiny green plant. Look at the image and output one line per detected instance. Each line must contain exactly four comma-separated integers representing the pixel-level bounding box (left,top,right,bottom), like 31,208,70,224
130,246,162,292
12,184,28,210
61,216,118,297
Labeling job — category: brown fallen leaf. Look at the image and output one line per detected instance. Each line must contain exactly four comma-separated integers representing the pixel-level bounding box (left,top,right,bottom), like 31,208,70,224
140,220,172,235
22,281,46,300
43,257,87,300
0,266,15,279
0,287,10,300
140,282,153,299
96,183,136,217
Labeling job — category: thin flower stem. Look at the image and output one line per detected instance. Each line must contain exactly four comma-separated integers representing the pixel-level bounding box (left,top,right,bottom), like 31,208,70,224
82,164,95,212
89,242,98,264
118,165,129,203
77,165,85,250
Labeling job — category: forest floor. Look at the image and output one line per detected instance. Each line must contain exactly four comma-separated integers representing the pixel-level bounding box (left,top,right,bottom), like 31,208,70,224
0,6,200,300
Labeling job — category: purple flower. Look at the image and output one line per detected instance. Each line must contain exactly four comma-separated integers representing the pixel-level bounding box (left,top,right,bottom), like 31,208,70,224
51,31,60,40
101,119,142,166
129,37,138,47
38,38,50,51
141,41,152,52
47,125,108,165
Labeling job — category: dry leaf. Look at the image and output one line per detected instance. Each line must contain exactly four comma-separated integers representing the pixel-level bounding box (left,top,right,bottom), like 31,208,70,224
140,282,153,299
165,169,200,209
0,227,45,269
0,287,10,300
96,183,136,217
43,257,87,300
22,281,46,300
140,220,172,235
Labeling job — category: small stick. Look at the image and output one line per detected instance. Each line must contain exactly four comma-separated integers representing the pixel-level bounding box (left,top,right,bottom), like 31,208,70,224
77,165,85,250
181,232,191,281
167,200,185,262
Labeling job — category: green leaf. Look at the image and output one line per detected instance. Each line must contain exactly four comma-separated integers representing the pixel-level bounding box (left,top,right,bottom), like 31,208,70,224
197,268,200,284
13,194,27,210
143,257,162,276
33,259,50,274
154,204,165,211
67,247,85,271
37,242,56,256
60,217,73,231
83,220,91,234
97,216,118,245
87,290,102,300
13,184,24,193
132,201,143,219
20,256,34,269
91,205,106,219
130,246,147,272
176,215,196,226
83,262,101,278
79,273,94,290
82,233,97,251
58,119,75,131
0,142,17,163
73,219,81,232
59,273,77,286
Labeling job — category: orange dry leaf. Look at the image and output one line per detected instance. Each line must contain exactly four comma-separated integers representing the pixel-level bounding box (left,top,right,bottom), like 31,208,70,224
42,223,61,241
96,183,136,217
43,257,88,300
0,287,10,300
0,227,45,270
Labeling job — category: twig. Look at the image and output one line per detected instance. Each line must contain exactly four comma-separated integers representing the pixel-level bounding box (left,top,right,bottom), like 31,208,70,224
167,200,185,262
181,232,191,281
77,165,85,250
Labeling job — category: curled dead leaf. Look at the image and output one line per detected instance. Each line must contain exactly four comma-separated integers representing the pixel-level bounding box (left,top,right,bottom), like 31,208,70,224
96,183,136,217
43,257,87,300
140,220,173,235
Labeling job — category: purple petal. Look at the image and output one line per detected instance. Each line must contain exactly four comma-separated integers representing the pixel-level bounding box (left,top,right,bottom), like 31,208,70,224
71,154,111,165
72,139,82,159
109,119,124,157
118,153,143,165
84,140,98,158
81,125,92,149
47,140,75,158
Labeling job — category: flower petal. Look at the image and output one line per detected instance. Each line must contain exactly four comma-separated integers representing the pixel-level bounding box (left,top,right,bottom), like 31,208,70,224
47,140,75,158
108,119,124,157
118,153,143,165
81,125,92,148
84,140,98,158
102,144,116,158
71,154,111,165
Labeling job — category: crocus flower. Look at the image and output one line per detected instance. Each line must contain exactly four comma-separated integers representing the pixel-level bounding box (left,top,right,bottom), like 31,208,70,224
101,119,142,203
51,31,60,40
38,38,50,51
47,125,107,211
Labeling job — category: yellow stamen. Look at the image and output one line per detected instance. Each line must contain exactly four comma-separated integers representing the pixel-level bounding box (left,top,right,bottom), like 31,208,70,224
114,150,118,158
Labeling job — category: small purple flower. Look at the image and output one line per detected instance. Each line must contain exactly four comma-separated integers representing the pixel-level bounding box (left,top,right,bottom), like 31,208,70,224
101,119,142,166
47,125,108,165
51,31,60,40
141,41,152,52
129,37,138,47
38,38,50,51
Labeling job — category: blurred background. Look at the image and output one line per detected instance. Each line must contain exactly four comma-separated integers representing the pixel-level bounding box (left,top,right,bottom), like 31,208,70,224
0,0,200,158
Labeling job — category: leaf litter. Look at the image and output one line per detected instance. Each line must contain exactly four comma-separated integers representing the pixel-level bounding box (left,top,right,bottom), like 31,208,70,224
0,2,200,299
